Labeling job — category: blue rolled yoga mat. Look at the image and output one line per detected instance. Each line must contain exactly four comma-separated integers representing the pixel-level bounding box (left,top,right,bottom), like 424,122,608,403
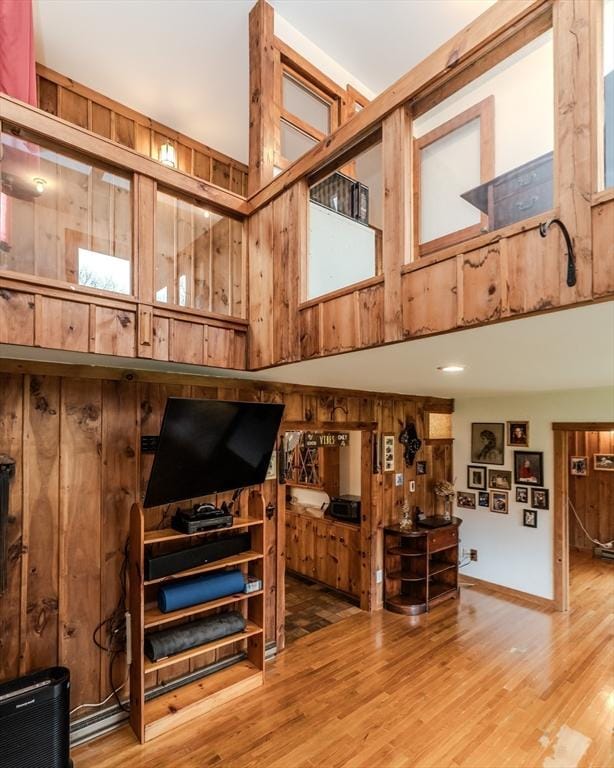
158,569,246,613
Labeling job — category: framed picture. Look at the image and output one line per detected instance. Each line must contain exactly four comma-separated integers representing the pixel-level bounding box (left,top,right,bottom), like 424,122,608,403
570,456,588,476
516,486,529,504
467,465,486,490
478,491,489,507
531,488,549,510
457,491,477,509
594,454,614,471
514,451,544,486
488,469,512,491
507,421,529,447
416,461,427,476
490,490,508,514
523,509,538,528
265,450,277,481
383,434,395,472
471,423,505,465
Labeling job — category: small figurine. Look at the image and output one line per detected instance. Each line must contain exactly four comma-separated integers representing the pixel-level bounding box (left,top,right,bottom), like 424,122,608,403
400,499,413,531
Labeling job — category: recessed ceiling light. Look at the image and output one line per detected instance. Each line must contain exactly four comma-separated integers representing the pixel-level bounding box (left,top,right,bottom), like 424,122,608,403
437,365,465,373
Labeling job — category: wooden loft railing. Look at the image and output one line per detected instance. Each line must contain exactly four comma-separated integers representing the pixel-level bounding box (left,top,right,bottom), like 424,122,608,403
246,0,614,370
0,95,249,371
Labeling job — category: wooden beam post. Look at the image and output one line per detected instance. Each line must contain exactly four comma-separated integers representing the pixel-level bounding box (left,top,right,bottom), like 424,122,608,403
382,106,411,342
553,0,593,303
248,0,276,195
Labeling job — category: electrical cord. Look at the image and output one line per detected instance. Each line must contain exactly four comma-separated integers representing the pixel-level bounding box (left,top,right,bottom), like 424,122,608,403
568,495,613,549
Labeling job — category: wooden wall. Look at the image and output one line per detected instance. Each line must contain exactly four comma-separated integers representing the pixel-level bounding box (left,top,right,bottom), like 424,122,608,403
36,65,248,195
0,365,452,711
568,430,614,550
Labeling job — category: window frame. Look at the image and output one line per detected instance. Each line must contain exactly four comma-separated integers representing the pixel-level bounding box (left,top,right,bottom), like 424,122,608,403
412,96,495,257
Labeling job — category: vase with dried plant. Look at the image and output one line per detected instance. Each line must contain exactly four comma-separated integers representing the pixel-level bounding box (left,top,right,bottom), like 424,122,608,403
433,480,455,520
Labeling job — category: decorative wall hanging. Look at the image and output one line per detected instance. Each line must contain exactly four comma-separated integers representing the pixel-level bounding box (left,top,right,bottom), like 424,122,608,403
514,451,544,486
399,422,422,467
383,434,395,472
570,456,588,476
507,421,529,447
523,509,538,528
471,423,505,465
594,454,614,471
488,469,512,491
467,465,486,490
531,488,549,510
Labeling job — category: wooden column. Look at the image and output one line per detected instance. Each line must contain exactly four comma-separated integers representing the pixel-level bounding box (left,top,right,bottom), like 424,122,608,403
382,106,411,343
553,429,569,611
248,0,276,195
553,0,593,303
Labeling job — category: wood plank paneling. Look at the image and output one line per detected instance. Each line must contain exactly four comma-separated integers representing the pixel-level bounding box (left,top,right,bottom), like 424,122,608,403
248,206,275,368
169,320,205,365
402,259,457,337
92,307,137,357
320,293,357,355
35,297,90,352
0,289,35,345
460,244,503,326
357,284,384,348
592,200,614,297
506,228,561,314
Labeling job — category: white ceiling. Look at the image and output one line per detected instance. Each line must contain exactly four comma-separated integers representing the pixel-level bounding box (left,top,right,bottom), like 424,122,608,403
254,303,614,398
33,0,495,164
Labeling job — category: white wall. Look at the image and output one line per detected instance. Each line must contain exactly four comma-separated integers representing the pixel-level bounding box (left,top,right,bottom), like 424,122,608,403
274,13,375,101
453,387,614,600
308,203,375,299
339,431,361,497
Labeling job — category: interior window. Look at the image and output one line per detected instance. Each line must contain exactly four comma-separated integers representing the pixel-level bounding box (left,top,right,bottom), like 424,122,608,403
280,120,319,164
604,0,614,188
282,73,330,135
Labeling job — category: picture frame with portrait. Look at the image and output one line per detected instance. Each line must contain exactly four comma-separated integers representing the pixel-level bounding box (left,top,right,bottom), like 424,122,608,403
467,465,486,490
490,490,508,514
531,488,549,510
507,421,529,447
570,456,588,476
416,461,427,476
471,423,505,465
457,491,477,509
523,509,538,528
516,486,528,503
488,469,512,491
514,451,544,486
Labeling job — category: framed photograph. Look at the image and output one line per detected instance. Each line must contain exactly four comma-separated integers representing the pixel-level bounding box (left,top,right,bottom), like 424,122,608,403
383,434,395,472
467,465,486,490
523,509,538,528
594,454,614,471
570,456,588,476
531,488,549,510
514,451,544,486
416,461,427,476
490,490,509,514
516,486,529,504
488,469,512,491
478,491,489,508
507,421,529,447
471,423,505,465
457,491,477,509
265,450,277,481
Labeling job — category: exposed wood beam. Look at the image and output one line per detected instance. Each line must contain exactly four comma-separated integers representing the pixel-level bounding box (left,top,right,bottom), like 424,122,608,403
248,0,550,211
248,0,276,195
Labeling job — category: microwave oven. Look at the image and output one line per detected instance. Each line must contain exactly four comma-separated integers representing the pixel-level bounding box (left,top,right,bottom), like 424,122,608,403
328,495,361,523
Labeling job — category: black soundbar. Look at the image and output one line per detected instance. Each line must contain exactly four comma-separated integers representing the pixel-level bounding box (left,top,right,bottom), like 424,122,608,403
145,533,251,581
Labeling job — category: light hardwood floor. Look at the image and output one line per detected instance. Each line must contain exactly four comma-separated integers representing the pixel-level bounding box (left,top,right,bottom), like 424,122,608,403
74,552,613,767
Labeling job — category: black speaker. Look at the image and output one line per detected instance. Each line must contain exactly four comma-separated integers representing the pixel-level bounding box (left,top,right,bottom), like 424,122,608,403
145,533,251,581
0,666,71,768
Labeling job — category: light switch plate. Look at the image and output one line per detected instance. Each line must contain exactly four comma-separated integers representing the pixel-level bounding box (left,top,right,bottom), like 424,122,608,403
395,473,403,486
376,569,383,584
409,480,416,492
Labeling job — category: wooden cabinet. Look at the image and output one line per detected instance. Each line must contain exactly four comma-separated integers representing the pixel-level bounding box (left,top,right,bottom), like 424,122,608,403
128,494,265,743
384,519,461,615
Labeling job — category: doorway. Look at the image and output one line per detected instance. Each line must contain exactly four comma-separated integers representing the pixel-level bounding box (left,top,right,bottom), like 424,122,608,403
280,426,373,646
553,422,614,610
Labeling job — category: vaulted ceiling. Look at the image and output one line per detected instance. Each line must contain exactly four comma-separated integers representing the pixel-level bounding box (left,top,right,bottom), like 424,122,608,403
33,0,495,163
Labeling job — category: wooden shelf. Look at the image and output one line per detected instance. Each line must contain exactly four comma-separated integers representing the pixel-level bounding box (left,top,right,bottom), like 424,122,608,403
386,547,426,557
387,571,426,582
429,583,458,602
429,562,457,577
144,590,263,629
144,551,263,585
429,543,459,555
144,620,262,674
385,594,427,616
144,517,263,545
143,659,263,741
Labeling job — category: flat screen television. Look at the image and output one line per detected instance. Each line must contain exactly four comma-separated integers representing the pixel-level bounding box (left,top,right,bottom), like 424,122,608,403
143,398,285,508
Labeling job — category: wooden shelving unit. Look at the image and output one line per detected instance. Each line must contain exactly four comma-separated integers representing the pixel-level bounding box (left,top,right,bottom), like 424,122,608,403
129,493,266,743
383,518,461,616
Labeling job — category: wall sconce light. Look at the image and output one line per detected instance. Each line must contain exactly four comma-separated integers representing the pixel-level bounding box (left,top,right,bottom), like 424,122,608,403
33,177,46,195
159,142,176,168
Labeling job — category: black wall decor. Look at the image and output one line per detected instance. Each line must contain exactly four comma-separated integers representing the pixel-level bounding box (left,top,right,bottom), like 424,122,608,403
399,422,422,467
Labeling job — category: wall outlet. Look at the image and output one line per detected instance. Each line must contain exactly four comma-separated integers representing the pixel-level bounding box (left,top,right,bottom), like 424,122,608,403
470,549,478,562
409,480,416,493
376,569,383,584
395,473,403,486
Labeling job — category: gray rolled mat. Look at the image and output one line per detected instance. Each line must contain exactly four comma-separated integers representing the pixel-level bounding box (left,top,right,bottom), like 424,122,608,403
145,611,246,662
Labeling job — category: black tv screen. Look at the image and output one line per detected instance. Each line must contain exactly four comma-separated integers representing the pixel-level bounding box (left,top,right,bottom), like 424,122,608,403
143,398,285,508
